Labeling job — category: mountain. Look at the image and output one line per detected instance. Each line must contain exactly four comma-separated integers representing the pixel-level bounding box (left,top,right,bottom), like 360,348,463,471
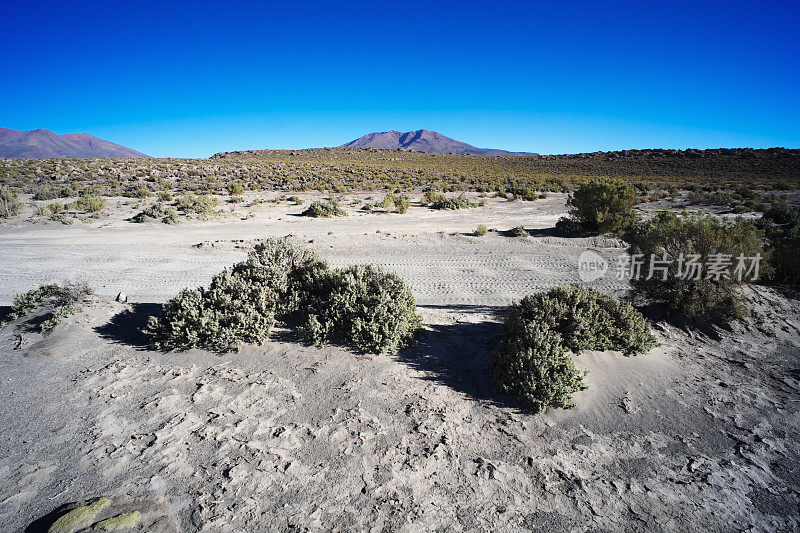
341,129,534,156
0,127,151,158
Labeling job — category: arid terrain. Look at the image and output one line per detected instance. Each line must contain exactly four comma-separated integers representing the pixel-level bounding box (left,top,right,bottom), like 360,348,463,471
1,192,799,531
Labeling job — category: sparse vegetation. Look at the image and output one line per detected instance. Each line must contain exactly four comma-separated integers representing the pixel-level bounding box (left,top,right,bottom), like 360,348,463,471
0,186,23,218
474,224,488,236
628,212,766,323
493,285,656,413
144,239,420,354
4,281,93,332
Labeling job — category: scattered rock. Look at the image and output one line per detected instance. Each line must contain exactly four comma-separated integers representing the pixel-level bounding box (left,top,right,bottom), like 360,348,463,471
115,292,127,303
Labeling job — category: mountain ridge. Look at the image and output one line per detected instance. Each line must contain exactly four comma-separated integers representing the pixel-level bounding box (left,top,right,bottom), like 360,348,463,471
341,129,535,156
0,127,151,158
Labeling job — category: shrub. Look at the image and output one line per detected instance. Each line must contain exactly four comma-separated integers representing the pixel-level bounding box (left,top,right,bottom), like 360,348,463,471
33,188,60,201
628,212,766,323
226,182,245,195
493,285,656,413
0,187,23,218
555,216,584,237
131,203,179,224
74,194,106,213
157,191,173,202
508,186,538,201
144,238,328,352
300,265,422,354
124,187,152,199
430,193,479,210
143,239,419,354
4,281,92,332
769,227,800,288
301,199,347,217
474,224,488,236
287,195,302,204
376,193,410,213
565,177,639,234
175,193,219,216
509,226,529,237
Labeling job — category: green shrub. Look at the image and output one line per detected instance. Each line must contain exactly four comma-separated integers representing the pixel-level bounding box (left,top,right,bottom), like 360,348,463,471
157,191,173,202
124,187,152,199
555,216,584,237
565,177,639,234
769,227,800,287
144,238,328,352
287,195,302,204
493,285,656,413
508,186,538,201
300,265,422,354
175,193,219,216
0,187,23,218
509,226,529,237
144,239,419,354
131,203,179,224
32,188,60,201
226,182,245,195
74,194,106,213
629,213,766,322
4,281,92,332
430,193,479,210
474,224,489,236
301,199,347,217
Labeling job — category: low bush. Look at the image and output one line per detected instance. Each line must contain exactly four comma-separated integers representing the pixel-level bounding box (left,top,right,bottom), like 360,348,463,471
4,281,92,332
0,187,23,219
300,265,422,354
375,193,411,213
430,193,480,210
509,225,529,237
555,216,584,237
302,199,347,217
124,187,152,199
564,177,639,234
493,285,656,413
225,182,246,196
474,224,488,236
131,203,179,224
74,194,106,214
175,193,219,216
32,189,60,201
144,238,420,354
628,212,766,323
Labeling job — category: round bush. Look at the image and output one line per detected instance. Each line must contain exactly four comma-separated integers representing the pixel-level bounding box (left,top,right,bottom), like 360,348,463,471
493,285,656,413
301,265,422,354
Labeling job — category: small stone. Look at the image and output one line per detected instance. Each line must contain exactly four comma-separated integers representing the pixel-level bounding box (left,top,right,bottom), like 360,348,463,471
115,292,128,303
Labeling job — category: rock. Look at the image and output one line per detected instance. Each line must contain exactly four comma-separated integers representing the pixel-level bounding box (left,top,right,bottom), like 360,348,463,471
115,292,128,303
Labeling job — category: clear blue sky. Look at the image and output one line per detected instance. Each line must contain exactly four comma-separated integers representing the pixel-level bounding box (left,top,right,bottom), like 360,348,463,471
2,1,798,157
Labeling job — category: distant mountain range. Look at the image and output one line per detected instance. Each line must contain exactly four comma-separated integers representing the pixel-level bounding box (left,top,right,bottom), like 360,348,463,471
0,127,150,158
341,129,535,156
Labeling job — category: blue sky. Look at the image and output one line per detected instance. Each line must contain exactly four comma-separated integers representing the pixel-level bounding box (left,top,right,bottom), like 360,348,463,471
2,1,798,157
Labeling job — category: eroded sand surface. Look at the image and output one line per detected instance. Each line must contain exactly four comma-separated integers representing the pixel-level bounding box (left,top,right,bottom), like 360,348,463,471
1,195,799,531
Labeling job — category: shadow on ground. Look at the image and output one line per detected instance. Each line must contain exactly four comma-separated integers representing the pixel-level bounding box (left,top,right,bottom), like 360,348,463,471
397,304,527,409
0,305,11,323
95,303,162,349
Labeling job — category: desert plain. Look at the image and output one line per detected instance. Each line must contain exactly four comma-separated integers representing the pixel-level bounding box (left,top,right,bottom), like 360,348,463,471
0,192,798,532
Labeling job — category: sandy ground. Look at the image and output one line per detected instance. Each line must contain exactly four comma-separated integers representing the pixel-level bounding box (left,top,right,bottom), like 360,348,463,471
1,194,799,531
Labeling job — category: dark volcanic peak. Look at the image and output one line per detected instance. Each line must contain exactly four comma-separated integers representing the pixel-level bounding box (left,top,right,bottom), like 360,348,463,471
0,127,151,159
341,129,535,156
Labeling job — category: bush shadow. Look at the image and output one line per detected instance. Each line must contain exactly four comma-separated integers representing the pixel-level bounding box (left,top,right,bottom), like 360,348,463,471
94,303,162,349
396,304,528,409
0,305,11,323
